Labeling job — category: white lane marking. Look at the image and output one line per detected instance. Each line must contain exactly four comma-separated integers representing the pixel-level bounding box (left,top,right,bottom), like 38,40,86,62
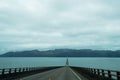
69,68,82,80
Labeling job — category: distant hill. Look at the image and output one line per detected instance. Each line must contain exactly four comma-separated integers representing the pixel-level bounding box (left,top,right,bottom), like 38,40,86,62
0,49,120,57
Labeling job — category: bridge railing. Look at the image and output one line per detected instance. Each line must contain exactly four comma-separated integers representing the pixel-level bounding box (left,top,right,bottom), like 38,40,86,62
87,68,120,80
0,67,38,75
0,66,61,80
71,66,120,80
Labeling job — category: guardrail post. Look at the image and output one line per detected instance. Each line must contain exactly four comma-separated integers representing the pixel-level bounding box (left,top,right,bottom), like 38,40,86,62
28,68,30,71
9,69,11,74
94,69,96,74
22,68,25,72
25,68,27,72
117,72,120,80
2,69,5,75
14,68,17,73
102,70,105,77
108,71,112,79
19,68,21,73
97,69,100,75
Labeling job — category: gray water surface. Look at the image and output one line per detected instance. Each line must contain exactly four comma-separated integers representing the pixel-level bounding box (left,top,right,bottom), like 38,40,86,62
0,57,119,71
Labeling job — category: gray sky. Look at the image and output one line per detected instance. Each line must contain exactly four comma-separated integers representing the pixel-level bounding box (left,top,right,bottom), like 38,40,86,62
0,0,120,53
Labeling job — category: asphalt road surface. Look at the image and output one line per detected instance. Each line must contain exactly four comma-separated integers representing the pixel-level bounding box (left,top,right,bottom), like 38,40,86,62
17,67,88,80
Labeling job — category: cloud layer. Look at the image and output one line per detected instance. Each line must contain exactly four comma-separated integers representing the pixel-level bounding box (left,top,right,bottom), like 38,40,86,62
0,0,120,53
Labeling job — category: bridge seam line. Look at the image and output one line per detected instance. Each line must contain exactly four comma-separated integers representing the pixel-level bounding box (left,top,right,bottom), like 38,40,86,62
69,68,82,80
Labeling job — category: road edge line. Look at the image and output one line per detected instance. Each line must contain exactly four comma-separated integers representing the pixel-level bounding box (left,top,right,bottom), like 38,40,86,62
69,68,82,80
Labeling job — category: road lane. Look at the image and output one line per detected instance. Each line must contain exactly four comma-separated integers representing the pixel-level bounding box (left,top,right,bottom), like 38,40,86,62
17,67,64,80
55,67,81,80
17,67,87,80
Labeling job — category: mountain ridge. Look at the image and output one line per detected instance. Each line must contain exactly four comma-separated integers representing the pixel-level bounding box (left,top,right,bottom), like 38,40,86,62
0,49,120,57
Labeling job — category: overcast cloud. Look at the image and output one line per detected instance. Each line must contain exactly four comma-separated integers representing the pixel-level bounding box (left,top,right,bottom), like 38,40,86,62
0,0,120,53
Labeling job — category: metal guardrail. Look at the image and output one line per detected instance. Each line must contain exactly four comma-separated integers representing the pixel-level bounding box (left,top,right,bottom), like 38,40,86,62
0,66,61,80
71,66,120,80
1,66,119,80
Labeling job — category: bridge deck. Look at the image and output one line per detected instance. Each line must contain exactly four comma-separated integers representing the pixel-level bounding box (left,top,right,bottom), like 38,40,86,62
16,67,88,80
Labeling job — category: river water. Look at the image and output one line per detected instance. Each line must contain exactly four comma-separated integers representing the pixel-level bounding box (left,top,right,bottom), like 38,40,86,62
0,57,119,71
